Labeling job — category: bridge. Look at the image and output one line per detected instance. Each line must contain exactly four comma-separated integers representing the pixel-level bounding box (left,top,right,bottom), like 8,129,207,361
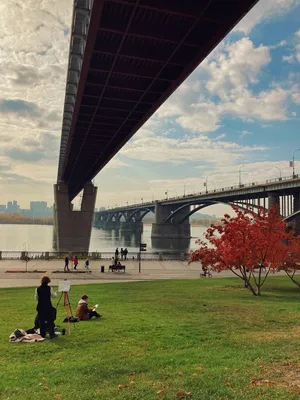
94,175,300,238
54,0,259,252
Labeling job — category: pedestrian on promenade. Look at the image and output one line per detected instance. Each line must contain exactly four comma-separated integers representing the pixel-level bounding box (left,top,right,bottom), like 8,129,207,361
120,248,124,260
85,258,91,273
115,248,119,259
124,248,128,260
64,256,70,272
35,276,57,338
73,255,78,270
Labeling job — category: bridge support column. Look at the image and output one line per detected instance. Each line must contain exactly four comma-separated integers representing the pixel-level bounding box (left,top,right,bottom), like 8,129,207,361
151,201,191,239
54,182,97,252
293,192,300,213
289,192,300,234
268,192,280,210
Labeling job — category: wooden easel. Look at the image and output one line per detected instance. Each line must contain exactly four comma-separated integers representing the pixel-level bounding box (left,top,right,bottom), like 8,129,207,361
57,291,74,335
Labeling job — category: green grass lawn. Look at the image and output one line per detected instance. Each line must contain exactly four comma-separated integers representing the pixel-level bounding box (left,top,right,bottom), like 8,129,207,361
1,277,300,400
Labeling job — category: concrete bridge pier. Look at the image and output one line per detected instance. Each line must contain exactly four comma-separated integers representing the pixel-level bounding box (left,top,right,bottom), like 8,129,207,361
289,192,300,234
268,192,280,210
151,201,191,239
54,182,97,252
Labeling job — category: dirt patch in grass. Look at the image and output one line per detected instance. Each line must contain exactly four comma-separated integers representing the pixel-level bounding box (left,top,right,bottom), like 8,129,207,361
254,361,300,391
242,325,300,343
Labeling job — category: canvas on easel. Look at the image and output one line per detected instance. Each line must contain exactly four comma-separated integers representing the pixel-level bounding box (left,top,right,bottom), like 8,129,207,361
58,280,71,293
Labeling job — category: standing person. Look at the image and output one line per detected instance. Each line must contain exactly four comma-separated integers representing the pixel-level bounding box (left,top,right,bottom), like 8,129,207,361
35,276,57,338
85,258,91,273
64,256,70,272
120,248,124,261
115,248,119,259
73,255,78,270
124,248,128,260
75,295,101,320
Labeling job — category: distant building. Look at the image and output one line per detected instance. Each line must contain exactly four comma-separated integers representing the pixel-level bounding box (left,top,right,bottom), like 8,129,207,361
7,200,20,214
30,201,52,218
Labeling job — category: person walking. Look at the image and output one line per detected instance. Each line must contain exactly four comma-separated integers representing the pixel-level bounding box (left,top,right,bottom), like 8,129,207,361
120,248,124,261
35,276,57,338
64,256,70,272
124,248,128,260
85,258,91,273
73,255,78,270
115,248,119,259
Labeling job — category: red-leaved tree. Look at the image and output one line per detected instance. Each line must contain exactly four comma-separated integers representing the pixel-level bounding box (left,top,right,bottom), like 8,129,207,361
189,205,300,295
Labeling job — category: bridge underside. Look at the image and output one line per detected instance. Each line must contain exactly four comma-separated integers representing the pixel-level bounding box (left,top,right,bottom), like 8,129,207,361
58,0,258,200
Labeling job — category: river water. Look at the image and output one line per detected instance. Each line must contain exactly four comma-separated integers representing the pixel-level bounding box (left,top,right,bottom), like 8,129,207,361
0,224,207,253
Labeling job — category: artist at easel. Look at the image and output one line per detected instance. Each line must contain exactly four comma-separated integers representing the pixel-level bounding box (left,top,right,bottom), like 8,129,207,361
35,276,57,339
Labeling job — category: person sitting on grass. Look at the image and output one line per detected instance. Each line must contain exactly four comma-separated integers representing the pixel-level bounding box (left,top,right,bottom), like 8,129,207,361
75,294,101,321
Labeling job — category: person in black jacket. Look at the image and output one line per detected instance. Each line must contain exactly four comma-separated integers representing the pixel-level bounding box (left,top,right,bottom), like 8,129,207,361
35,276,57,338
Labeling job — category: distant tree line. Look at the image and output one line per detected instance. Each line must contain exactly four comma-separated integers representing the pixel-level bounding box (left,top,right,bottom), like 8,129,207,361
0,213,53,225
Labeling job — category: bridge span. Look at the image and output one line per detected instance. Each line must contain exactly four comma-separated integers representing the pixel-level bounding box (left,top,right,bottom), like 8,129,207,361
54,0,259,251
94,176,300,238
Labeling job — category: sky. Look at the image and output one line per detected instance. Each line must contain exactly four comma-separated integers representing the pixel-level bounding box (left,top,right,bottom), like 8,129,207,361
0,0,300,216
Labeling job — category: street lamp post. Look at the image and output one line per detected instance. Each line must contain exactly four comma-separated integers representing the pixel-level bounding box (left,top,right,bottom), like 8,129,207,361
292,149,300,178
141,198,143,204
204,174,212,194
275,167,282,179
239,165,244,186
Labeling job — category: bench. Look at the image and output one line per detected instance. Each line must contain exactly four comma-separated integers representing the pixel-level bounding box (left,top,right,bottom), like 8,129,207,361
109,264,126,273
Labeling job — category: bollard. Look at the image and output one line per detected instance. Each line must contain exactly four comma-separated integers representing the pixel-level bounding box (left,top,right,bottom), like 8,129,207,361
101,265,105,273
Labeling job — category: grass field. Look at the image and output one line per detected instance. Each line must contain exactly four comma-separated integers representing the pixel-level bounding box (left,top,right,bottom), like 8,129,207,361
1,277,300,399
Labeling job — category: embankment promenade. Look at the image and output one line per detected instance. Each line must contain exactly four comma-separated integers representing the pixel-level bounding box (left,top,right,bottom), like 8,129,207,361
0,258,237,288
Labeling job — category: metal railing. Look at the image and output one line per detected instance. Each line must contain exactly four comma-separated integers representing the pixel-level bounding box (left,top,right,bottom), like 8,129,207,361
0,251,190,261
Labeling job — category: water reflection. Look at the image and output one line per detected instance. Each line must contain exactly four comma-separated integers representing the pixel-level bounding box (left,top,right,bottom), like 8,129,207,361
0,223,205,252
151,237,190,252
52,227,57,251
120,229,142,248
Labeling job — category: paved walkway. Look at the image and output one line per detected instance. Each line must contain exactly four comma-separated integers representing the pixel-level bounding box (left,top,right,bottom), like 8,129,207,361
0,259,235,288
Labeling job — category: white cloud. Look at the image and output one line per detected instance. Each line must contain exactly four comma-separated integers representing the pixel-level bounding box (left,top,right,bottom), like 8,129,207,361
234,0,299,34
292,92,300,104
281,29,300,63
204,38,271,97
283,55,295,63
120,133,267,166
156,37,293,134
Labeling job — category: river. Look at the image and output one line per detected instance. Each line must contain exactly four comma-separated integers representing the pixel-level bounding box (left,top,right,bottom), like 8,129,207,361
0,224,207,253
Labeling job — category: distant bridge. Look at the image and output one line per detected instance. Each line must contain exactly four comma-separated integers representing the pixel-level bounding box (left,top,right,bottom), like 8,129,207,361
95,175,300,238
